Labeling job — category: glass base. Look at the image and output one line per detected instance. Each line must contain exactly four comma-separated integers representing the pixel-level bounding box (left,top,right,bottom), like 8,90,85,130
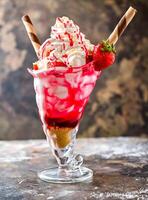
38,167,93,183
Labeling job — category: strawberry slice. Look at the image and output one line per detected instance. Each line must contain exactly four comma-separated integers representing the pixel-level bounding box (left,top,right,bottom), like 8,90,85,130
93,40,116,71
33,63,39,70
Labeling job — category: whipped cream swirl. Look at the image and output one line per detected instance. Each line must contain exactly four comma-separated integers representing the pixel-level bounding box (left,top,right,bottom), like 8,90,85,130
38,16,94,68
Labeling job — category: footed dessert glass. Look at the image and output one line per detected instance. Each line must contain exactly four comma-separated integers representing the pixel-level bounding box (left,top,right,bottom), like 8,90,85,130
29,62,101,183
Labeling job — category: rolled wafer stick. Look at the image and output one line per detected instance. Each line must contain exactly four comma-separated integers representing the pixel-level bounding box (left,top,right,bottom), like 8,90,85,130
108,6,137,45
22,15,41,56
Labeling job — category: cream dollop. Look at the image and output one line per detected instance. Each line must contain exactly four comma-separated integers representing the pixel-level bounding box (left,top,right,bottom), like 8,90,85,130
38,16,94,68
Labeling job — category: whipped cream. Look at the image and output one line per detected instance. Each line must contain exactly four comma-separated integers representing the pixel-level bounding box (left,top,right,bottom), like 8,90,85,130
38,16,94,69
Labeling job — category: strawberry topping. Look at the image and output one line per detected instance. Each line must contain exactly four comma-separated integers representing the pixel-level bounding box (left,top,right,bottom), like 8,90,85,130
33,63,39,70
50,61,67,67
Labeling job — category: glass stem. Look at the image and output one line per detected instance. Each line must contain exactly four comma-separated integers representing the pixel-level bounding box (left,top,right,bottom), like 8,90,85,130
46,125,83,171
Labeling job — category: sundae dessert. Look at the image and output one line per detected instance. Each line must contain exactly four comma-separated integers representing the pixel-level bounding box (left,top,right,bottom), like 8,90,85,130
22,6,137,183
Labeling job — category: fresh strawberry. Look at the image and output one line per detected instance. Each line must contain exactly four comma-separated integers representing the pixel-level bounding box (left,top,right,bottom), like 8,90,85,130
33,63,39,70
93,40,116,71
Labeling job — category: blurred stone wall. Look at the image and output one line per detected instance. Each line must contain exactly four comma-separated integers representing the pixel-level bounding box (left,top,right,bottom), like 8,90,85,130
0,0,147,139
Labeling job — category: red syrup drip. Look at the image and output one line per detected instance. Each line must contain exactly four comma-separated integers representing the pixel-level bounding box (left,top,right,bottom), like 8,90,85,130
57,17,67,28
58,34,62,40
63,43,66,50
65,32,74,46
40,39,51,59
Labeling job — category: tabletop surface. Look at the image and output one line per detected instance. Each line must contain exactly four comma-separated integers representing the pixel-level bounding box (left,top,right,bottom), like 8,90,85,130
0,138,148,200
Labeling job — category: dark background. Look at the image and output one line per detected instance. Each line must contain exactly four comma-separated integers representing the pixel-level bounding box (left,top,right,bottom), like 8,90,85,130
0,0,147,139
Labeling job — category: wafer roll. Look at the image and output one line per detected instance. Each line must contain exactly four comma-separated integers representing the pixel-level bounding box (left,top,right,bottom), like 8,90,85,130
108,7,137,45
22,15,41,56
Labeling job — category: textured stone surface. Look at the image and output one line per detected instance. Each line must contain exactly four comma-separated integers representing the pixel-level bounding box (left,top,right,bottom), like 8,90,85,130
0,0,148,139
0,138,148,200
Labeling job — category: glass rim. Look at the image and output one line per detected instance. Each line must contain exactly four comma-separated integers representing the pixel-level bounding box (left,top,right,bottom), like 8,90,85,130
28,61,101,78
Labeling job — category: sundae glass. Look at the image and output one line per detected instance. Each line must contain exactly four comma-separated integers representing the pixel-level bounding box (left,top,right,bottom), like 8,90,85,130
29,61,100,183
22,7,137,183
